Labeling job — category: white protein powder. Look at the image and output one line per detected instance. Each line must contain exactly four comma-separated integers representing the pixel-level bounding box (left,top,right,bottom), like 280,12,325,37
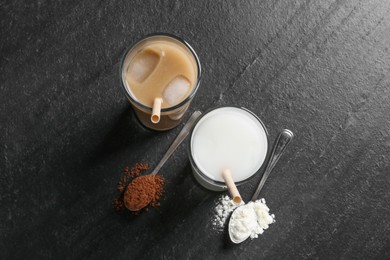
213,196,275,240
229,199,275,240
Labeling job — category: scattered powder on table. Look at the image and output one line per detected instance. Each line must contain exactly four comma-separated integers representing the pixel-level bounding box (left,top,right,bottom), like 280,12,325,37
117,163,149,193
213,195,244,229
229,198,275,240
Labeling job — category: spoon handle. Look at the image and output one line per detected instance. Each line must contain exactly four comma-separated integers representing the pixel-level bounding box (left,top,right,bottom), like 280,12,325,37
151,111,202,175
251,129,294,201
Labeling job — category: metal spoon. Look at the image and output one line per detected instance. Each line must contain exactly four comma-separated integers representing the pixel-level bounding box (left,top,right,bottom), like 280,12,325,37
229,129,294,243
125,111,202,211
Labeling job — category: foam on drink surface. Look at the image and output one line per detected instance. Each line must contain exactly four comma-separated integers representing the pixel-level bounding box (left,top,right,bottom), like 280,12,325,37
191,107,268,182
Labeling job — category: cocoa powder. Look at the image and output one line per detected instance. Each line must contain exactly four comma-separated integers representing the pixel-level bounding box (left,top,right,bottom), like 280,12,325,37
124,175,165,211
113,162,165,213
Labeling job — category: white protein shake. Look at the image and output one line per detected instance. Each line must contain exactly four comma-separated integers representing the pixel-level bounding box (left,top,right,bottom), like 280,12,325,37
190,107,268,185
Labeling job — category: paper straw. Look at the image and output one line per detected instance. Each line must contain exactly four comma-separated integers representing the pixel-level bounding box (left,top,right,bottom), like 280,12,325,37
222,169,242,204
151,97,163,123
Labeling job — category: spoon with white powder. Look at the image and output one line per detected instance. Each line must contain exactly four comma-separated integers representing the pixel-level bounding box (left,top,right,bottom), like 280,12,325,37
228,129,294,244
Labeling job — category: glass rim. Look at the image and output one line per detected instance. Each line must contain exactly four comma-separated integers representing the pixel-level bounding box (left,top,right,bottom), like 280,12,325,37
119,33,202,113
188,106,270,187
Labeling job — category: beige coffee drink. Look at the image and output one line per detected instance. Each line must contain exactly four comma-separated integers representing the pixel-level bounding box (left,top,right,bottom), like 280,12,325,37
121,34,201,131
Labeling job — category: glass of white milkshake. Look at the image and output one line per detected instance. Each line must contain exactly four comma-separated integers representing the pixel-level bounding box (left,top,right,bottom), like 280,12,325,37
189,106,269,191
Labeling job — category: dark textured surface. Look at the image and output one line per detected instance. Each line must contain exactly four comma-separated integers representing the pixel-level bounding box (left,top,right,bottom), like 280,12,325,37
1,0,390,259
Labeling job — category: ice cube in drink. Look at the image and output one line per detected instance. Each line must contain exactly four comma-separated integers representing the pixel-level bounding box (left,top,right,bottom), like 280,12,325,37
126,48,160,83
162,75,191,106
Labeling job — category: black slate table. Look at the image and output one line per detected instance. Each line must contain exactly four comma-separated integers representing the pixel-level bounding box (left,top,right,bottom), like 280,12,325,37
1,1,390,259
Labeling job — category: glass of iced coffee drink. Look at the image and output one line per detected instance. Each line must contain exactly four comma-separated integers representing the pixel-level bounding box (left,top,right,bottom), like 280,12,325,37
120,33,201,131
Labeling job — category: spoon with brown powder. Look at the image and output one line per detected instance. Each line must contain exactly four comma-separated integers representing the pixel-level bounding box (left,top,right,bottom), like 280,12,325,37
124,111,202,212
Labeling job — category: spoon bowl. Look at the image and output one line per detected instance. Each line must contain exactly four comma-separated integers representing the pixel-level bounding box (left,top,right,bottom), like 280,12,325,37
228,203,253,243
